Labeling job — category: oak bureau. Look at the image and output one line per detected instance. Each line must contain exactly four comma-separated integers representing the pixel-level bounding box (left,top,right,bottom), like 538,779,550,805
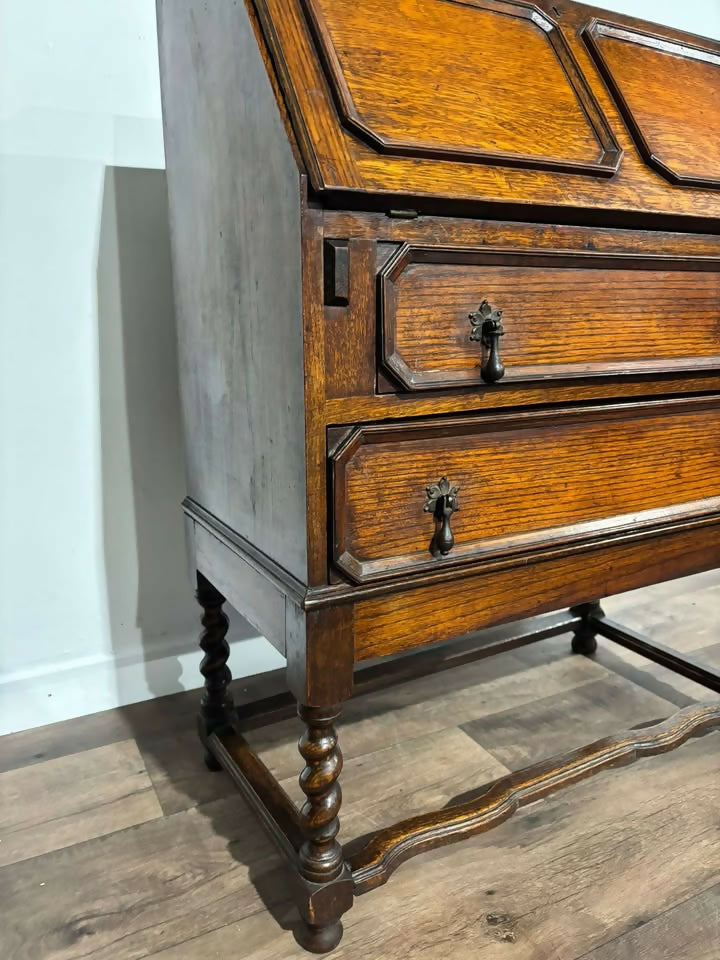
156,0,720,950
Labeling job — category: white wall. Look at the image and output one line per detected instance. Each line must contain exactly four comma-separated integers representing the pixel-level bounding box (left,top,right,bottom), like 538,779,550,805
0,0,282,736
0,0,718,735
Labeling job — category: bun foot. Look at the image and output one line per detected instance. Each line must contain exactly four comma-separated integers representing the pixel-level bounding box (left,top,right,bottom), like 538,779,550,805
571,630,598,656
295,920,344,954
203,749,223,772
570,601,603,656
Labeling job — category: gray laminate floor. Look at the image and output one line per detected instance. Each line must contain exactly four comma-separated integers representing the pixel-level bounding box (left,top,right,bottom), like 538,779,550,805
1,572,718,959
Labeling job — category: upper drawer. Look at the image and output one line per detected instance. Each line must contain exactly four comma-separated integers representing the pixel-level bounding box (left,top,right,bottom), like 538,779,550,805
331,397,720,583
380,243,720,392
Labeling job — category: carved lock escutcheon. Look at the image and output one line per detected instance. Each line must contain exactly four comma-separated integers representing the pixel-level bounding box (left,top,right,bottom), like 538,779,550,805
423,477,460,558
469,300,506,384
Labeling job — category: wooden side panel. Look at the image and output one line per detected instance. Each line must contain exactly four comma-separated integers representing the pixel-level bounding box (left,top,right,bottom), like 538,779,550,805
585,20,720,189
191,521,287,655
333,399,720,581
353,520,720,658
157,0,308,581
381,246,720,390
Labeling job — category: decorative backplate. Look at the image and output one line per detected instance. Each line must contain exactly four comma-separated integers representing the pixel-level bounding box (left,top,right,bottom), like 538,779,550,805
584,20,720,189
300,0,622,177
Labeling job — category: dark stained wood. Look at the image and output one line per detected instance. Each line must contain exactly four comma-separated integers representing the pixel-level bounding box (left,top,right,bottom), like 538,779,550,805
571,600,603,655
3,575,720,957
195,573,234,750
210,729,304,856
380,244,720,391
332,397,720,583
584,20,720,190
347,703,720,894
286,603,355,707
592,616,720,693
191,515,288,655
157,0,308,582
234,611,582,730
295,704,351,952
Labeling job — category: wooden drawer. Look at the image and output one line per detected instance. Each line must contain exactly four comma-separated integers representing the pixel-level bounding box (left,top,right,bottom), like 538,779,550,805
380,244,720,391
331,397,720,583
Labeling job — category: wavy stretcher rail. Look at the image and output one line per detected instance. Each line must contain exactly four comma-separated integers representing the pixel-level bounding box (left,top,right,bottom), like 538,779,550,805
348,702,720,892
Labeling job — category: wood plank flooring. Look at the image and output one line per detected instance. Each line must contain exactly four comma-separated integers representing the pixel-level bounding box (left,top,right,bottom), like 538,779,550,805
1,572,718,960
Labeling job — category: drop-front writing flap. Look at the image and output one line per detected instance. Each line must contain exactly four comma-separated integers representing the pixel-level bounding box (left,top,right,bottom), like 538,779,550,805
584,20,720,190
302,0,620,177
254,0,720,219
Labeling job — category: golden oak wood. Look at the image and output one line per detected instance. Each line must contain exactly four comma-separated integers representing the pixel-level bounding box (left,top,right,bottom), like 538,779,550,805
352,520,720,657
254,0,720,221
585,19,720,190
332,398,720,582
157,0,720,951
381,246,720,391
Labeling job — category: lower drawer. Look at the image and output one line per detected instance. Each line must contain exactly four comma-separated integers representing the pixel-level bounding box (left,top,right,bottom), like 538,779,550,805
331,397,720,583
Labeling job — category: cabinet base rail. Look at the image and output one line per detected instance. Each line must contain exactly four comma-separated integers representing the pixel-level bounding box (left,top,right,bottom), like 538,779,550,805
200,606,720,951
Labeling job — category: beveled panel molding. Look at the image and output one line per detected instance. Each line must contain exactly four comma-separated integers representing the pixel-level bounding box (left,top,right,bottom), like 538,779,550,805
301,0,622,176
584,19,720,189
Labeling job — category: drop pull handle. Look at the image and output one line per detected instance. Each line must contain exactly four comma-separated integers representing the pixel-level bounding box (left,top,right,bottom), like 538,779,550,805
469,300,506,384
423,477,460,558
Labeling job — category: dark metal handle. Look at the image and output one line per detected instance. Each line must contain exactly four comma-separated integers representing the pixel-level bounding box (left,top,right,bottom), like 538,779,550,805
423,477,460,558
469,300,506,384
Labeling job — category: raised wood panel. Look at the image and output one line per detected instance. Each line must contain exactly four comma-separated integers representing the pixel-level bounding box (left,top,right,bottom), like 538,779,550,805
301,0,620,176
254,0,720,220
380,244,720,390
332,398,720,583
584,20,720,190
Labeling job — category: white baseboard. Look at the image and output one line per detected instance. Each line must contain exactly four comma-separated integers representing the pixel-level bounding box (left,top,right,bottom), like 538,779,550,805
0,631,285,736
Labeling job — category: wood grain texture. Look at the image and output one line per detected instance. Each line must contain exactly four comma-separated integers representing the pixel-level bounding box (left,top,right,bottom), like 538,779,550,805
255,0,720,220
578,884,720,960
324,239,376,399
1,576,719,958
353,520,720,657
348,702,720,893
461,674,675,770
157,0,307,582
381,245,720,390
0,795,287,960
585,20,720,189
333,397,720,582
301,0,620,175
0,740,162,867
323,213,720,419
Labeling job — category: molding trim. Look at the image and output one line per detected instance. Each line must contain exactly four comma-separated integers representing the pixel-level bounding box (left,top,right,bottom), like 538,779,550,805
348,702,720,892
300,0,622,176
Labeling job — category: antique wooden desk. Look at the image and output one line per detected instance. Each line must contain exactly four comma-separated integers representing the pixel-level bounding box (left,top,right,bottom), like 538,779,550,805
157,0,720,950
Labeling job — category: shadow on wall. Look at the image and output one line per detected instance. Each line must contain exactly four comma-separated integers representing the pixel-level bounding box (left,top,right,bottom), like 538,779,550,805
96,166,257,707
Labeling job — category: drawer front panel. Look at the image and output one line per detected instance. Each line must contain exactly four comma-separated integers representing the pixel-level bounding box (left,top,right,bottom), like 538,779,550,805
381,245,720,391
332,399,720,583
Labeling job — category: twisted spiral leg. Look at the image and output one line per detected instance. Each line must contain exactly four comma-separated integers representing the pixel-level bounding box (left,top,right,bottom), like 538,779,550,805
571,600,604,656
298,704,344,883
295,704,347,952
195,573,234,765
